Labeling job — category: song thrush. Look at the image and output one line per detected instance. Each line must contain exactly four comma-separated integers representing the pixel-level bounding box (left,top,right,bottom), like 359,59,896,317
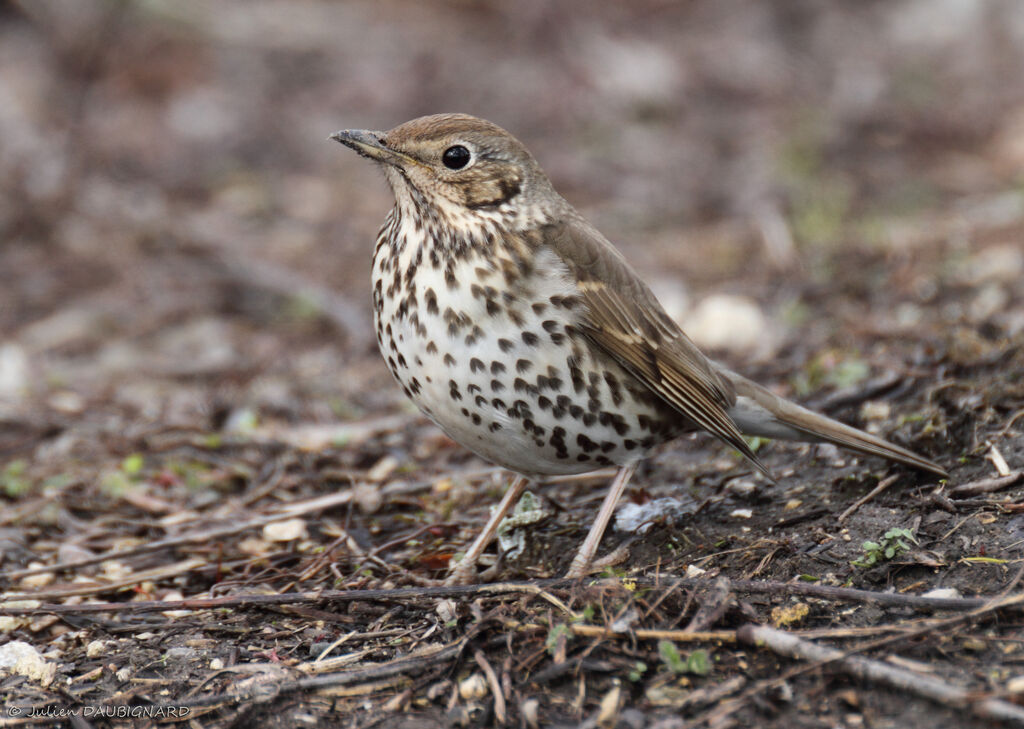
331,114,947,584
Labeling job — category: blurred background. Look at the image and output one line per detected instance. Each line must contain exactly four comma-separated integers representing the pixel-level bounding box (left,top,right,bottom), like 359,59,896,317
1,0,1022,451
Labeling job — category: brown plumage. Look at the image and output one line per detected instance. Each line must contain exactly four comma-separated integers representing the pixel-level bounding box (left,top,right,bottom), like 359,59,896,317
332,113,947,583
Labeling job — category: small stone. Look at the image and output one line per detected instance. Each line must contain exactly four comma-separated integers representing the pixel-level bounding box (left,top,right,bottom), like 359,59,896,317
458,672,488,700
263,518,307,542
165,647,196,661
0,641,56,686
436,599,459,625
860,401,891,421
86,640,107,658
923,587,961,600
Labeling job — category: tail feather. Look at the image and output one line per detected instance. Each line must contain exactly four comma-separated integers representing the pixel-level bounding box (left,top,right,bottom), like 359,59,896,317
723,370,948,479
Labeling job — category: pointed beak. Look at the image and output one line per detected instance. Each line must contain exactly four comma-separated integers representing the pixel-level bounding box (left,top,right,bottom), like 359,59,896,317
330,129,408,166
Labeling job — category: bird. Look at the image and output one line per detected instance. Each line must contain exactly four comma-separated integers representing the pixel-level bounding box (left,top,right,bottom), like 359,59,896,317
330,113,948,584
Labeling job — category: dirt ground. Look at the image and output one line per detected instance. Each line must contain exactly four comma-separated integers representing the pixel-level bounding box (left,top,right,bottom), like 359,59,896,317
1,1,1024,727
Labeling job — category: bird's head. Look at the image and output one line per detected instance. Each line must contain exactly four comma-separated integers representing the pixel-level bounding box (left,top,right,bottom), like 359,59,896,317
331,113,559,226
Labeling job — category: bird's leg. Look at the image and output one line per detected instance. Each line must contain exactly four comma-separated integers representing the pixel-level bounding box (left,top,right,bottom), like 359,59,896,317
565,463,638,579
445,475,530,585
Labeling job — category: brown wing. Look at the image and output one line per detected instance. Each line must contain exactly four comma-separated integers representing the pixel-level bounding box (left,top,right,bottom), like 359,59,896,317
541,215,772,479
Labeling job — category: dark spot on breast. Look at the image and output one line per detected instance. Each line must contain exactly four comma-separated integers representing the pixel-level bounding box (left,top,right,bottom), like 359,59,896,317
465,326,483,346
486,300,501,317
522,331,539,346
492,398,506,409
516,359,532,373
470,358,485,373
532,302,548,315
490,361,506,375
427,341,438,354
471,413,482,425
577,434,599,452
497,338,514,353
468,384,481,394
425,289,439,315
490,379,506,392
489,422,502,432
409,377,421,395
537,395,552,410
541,320,558,333
449,381,462,400
444,353,456,367
569,405,584,419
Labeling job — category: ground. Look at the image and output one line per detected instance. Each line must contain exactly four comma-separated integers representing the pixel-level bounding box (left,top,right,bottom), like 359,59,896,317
1,1,1024,728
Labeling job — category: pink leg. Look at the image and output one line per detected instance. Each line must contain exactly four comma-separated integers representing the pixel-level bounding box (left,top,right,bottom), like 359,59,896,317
565,463,637,579
445,475,530,585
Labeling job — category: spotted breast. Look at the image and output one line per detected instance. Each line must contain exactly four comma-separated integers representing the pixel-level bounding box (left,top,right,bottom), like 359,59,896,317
372,209,682,478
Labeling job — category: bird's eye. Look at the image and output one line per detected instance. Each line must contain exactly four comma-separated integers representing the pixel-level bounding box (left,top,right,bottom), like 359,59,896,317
441,145,471,170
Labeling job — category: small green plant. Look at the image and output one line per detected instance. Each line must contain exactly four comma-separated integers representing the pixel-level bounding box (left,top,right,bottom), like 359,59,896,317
853,528,917,568
2,459,31,497
628,661,648,682
545,623,572,656
658,641,711,676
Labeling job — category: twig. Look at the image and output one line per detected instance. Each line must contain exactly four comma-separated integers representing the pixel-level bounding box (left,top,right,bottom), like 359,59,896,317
3,558,207,601
474,650,507,725
738,624,1024,725
562,623,735,644
838,474,899,524
182,641,463,709
0,577,998,616
949,471,1023,497
988,443,1011,476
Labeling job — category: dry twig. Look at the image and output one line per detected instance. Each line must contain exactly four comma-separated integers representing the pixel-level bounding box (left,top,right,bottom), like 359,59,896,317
738,624,1024,725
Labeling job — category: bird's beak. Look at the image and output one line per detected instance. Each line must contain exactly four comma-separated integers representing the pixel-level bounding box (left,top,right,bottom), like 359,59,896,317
330,129,411,166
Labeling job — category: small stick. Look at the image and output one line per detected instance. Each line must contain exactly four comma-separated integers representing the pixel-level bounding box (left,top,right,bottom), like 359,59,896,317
738,624,1024,725
988,443,1011,476
474,650,507,725
838,474,899,524
949,471,1023,497
0,577,996,617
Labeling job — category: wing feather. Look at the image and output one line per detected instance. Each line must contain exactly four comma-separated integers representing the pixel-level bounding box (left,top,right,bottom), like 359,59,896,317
541,216,772,479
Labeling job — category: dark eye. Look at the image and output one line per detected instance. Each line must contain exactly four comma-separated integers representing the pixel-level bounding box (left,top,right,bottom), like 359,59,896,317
442,145,471,170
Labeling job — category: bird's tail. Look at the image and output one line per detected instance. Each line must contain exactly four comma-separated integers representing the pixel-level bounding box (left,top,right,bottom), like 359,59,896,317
722,369,948,478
